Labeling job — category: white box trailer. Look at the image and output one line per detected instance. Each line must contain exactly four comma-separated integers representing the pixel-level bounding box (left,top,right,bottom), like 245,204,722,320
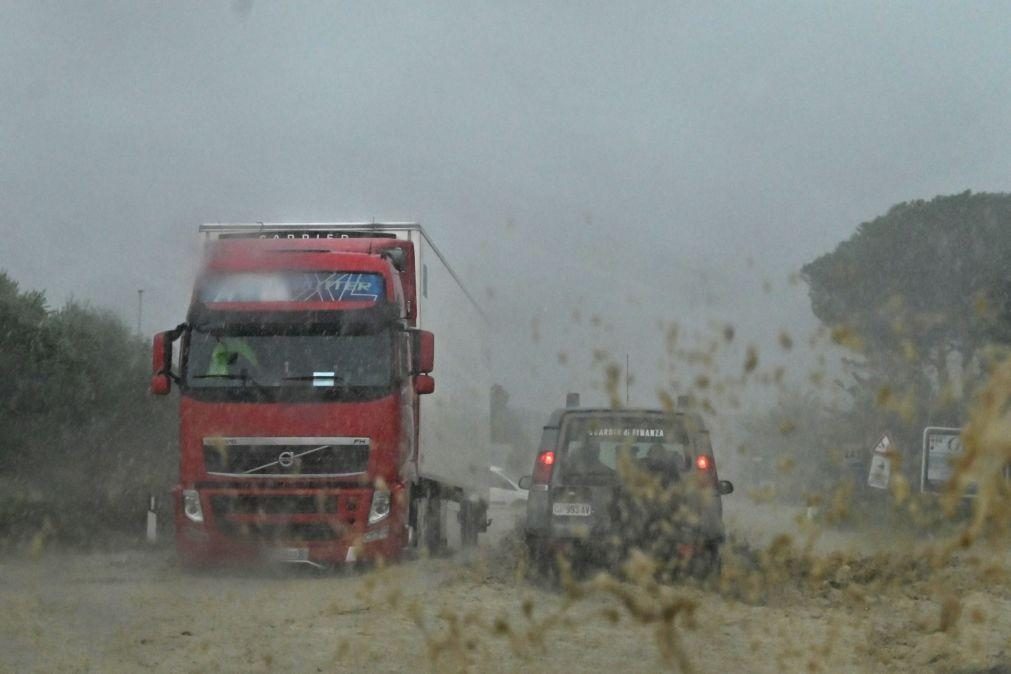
406,227,493,499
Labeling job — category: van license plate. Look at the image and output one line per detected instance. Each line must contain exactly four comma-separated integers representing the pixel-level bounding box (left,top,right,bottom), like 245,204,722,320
553,502,592,516
268,547,309,563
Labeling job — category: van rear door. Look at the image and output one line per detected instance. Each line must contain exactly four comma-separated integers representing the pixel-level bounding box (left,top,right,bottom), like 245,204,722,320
548,412,692,540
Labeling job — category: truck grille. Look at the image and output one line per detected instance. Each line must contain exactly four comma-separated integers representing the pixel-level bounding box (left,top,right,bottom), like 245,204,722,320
203,437,369,477
207,490,365,543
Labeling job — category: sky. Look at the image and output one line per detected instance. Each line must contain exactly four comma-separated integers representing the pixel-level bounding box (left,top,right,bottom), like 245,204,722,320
1,1,1009,418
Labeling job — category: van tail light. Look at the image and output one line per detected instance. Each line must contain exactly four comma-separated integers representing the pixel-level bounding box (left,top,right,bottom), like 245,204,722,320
694,454,717,488
532,450,556,485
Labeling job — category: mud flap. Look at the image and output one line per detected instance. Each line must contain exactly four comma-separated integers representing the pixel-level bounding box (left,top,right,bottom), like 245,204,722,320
415,495,447,554
459,498,486,548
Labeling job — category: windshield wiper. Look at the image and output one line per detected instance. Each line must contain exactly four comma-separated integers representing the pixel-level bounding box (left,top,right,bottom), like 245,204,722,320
191,371,271,393
192,373,253,380
281,373,348,385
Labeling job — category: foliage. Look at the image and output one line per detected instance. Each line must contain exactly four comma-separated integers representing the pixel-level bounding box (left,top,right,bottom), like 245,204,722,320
738,389,870,503
0,271,176,546
802,191,1011,428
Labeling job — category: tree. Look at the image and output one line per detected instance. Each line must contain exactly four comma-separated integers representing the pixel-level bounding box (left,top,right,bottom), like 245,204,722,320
802,192,1011,427
0,273,51,451
739,388,870,503
0,271,177,544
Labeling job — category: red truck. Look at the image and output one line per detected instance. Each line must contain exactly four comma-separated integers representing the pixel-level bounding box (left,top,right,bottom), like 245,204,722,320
151,223,492,567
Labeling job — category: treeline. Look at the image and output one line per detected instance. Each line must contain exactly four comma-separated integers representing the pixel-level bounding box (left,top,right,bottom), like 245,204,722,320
803,191,1011,428
747,191,1011,507
0,271,176,547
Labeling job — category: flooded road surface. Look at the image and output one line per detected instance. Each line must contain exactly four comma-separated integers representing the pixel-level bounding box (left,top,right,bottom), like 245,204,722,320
1,505,1009,673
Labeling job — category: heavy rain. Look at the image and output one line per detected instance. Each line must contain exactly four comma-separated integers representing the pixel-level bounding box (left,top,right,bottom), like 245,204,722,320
1,3,1009,673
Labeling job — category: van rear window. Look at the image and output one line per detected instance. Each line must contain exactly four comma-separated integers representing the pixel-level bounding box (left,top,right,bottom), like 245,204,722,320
558,415,695,477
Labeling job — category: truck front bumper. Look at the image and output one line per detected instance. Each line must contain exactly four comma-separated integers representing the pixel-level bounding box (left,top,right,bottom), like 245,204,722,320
172,484,403,567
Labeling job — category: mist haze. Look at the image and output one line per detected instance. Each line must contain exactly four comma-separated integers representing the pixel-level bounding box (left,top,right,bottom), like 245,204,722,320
3,3,1011,672
2,1,1008,413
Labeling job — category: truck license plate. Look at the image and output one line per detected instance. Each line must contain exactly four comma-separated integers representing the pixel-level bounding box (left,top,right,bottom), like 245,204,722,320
267,547,309,563
553,502,592,517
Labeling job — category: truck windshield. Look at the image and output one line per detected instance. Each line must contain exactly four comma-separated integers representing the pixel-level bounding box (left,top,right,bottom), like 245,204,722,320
183,327,393,391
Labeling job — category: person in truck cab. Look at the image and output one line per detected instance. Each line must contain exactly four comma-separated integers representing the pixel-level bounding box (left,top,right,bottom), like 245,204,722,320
206,337,259,376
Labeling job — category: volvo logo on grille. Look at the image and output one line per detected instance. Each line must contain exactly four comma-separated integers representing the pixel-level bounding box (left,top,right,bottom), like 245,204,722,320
207,438,369,477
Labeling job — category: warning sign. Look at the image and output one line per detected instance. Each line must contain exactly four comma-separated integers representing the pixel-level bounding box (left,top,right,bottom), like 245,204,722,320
871,434,892,456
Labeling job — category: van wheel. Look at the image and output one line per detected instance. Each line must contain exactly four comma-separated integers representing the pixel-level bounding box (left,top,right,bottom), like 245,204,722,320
525,538,555,582
689,542,722,581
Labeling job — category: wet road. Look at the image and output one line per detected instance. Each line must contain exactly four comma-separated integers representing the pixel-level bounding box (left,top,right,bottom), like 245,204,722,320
1,503,1008,673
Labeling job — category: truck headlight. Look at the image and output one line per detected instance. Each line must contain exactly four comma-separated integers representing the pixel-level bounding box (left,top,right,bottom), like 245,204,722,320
368,489,391,525
183,489,204,523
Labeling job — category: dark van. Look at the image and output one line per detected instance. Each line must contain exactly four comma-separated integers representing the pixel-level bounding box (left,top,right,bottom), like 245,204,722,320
519,404,733,579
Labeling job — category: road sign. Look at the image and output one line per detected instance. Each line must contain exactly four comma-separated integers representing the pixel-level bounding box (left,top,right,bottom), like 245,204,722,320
920,426,968,494
868,454,891,489
867,434,893,489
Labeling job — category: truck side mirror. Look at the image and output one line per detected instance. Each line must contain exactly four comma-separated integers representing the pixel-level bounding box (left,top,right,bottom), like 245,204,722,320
518,476,532,490
411,330,435,374
718,480,734,495
151,331,174,395
414,374,435,395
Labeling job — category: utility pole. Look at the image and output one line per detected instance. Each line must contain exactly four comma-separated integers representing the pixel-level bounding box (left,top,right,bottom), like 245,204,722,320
136,289,144,337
